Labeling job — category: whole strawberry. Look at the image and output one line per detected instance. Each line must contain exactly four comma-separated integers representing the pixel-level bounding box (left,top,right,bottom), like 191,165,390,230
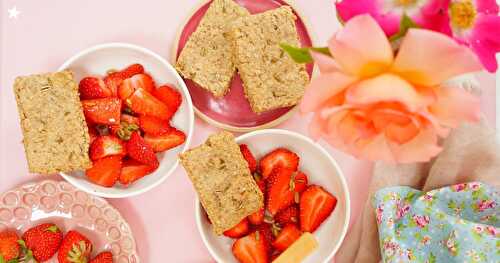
57,230,92,263
89,251,113,263
22,223,63,262
0,230,20,261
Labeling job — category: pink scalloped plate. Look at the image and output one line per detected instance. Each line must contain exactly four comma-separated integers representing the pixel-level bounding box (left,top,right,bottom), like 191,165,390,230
0,180,139,263
176,0,314,130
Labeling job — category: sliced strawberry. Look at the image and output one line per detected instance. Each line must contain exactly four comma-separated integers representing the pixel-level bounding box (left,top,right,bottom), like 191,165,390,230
139,116,172,135
266,168,296,216
82,98,121,125
127,88,173,120
299,185,337,232
120,63,145,78
104,64,145,96
240,144,257,173
248,180,265,225
253,224,274,254
272,224,302,251
121,114,139,125
259,148,299,179
79,77,112,99
153,85,182,114
224,218,250,238
119,74,156,100
119,159,154,186
88,125,98,144
143,128,186,152
90,135,126,160
126,132,159,168
293,171,308,194
232,231,268,263
86,156,122,187
275,206,299,226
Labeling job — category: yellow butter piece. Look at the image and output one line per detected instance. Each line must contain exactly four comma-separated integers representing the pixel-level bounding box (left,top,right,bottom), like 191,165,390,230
272,232,319,263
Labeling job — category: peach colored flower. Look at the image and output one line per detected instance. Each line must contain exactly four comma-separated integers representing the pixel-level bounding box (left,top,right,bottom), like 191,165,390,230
300,15,483,163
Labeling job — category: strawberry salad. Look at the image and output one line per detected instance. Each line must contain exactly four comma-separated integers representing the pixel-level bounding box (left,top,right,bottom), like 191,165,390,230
208,146,338,262
79,64,186,188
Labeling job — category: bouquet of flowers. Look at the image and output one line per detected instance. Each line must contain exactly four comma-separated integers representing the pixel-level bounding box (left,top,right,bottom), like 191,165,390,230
283,0,499,163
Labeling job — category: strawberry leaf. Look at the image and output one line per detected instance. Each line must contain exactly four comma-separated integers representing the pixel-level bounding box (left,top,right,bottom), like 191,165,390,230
0,255,5,263
389,14,419,42
280,43,331,64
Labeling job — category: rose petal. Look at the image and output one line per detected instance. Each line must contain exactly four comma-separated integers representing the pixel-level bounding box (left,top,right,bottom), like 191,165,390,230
335,0,401,36
475,0,499,14
310,51,340,73
392,29,483,86
468,14,500,72
385,121,420,145
328,15,394,77
388,128,442,163
346,74,430,112
300,72,357,113
355,135,396,163
428,86,481,128
412,0,451,33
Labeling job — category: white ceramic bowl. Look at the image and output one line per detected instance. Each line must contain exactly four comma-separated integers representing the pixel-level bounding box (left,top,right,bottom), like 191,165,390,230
195,129,350,263
58,43,194,198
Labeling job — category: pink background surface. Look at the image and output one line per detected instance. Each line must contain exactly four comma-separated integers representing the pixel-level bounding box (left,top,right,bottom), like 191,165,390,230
0,1,496,262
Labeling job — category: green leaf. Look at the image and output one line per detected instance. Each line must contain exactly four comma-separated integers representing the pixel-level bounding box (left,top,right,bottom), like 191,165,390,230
429,253,436,263
0,255,5,263
389,14,419,42
280,43,331,64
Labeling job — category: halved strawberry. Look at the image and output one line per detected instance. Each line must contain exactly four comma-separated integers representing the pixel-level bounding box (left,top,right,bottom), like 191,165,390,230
232,231,268,263
153,85,182,113
118,73,155,100
266,168,296,216
248,180,265,225
224,218,250,238
143,128,186,152
272,224,302,251
104,64,145,96
240,144,257,173
275,206,299,226
57,230,92,263
299,185,337,232
126,132,159,168
139,116,172,135
82,98,121,125
86,156,122,187
119,159,154,186
127,88,173,120
90,135,126,161
259,148,299,179
79,77,112,99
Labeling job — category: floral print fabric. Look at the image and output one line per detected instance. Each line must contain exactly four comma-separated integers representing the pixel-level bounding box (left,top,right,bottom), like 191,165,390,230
373,182,499,262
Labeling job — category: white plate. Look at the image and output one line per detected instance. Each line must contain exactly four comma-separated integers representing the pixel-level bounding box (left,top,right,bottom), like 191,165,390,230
195,129,351,263
58,43,195,198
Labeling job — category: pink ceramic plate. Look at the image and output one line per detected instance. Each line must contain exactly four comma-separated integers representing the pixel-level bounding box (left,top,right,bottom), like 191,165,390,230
176,0,314,131
0,180,139,263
